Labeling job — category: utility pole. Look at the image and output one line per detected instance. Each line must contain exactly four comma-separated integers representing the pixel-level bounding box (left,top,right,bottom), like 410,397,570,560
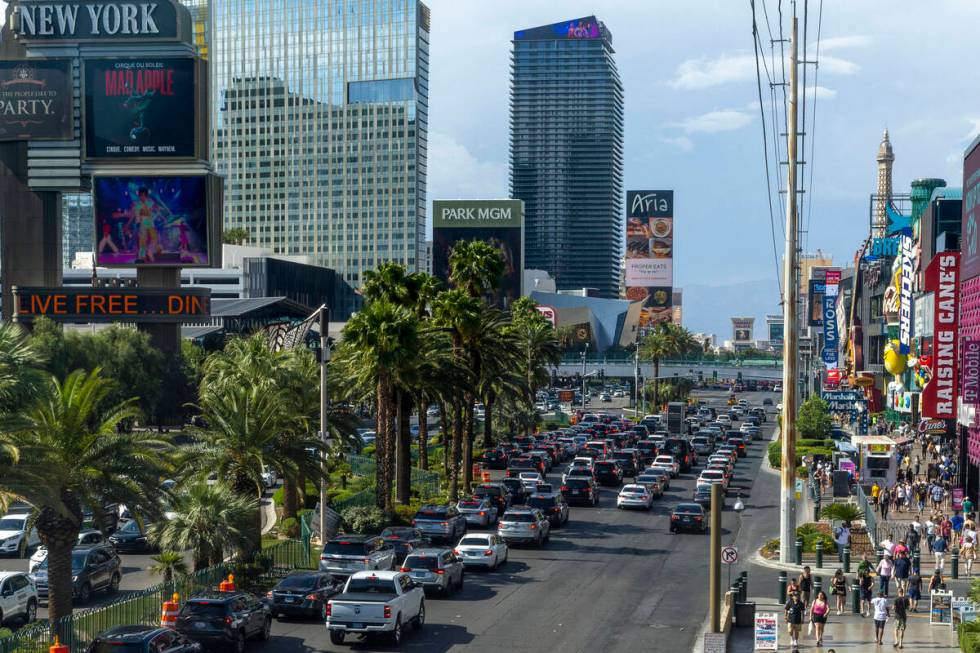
633,347,640,414
709,482,723,632
318,306,332,544
779,17,800,563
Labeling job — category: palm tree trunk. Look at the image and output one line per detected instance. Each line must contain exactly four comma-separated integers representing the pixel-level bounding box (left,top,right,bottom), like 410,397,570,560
395,389,412,504
295,472,307,510
654,357,661,411
482,392,495,449
439,403,450,475
417,397,429,471
36,500,81,623
463,395,475,491
449,399,463,501
194,544,210,571
282,474,298,520
375,377,389,511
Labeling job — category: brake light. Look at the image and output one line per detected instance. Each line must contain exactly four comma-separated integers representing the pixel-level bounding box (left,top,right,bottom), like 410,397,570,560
529,523,537,529
399,566,410,572
694,516,703,521
440,521,448,527
560,486,568,492
435,569,445,575
479,511,486,517
411,519,416,526
306,593,318,601
453,549,460,556
552,507,561,513
224,616,233,625
384,606,391,619
484,549,494,556
363,558,370,564
325,603,332,617
671,515,680,521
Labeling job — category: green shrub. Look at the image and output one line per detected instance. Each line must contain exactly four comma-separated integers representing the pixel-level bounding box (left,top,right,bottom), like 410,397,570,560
280,517,299,539
0,628,12,641
796,523,837,553
341,506,387,534
796,465,808,479
820,503,862,523
393,503,418,526
961,623,980,652
768,440,782,468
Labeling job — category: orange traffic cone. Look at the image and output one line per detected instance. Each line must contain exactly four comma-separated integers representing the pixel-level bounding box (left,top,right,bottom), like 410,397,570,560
50,636,68,653
219,574,236,592
161,593,179,627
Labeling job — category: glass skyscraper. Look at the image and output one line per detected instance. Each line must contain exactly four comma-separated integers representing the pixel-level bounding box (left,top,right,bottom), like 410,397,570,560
211,0,429,286
510,16,624,298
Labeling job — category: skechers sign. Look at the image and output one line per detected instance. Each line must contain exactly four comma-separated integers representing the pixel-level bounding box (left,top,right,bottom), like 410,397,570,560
899,227,914,354
11,1,186,42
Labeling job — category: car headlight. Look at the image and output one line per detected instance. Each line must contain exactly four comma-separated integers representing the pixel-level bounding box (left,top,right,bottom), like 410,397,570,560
72,576,78,582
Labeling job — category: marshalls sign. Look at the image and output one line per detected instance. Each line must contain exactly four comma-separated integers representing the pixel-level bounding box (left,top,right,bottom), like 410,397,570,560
11,1,185,42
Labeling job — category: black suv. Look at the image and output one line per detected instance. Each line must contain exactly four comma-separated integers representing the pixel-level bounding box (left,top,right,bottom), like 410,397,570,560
267,571,339,620
562,476,599,506
663,438,694,472
87,626,200,653
610,450,639,478
526,493,570,527
500,478,528,505
176,592,272,653
479,449,509,470
472,483,512,516
33,544,121,604
593,460,624,487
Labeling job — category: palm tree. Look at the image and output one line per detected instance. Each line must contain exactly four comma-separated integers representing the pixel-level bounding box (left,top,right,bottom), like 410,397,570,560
0,369,168,621
448,240,505,300
431,290,482,499
150,481,256,570
333,300,420,512
183,382,322,556
149,551,189,584
509,304,561,437
639,323,698,409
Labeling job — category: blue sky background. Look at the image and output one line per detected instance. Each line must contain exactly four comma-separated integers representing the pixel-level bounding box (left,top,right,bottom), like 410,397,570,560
425,0,980,337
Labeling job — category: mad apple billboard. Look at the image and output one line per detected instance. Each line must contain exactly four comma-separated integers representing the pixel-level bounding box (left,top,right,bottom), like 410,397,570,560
93,175,212,267
625,190,674,332
83,57,197,160
432,200,523,308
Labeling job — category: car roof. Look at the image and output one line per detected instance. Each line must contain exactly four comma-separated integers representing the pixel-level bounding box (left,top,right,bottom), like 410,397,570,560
0,571,27,581
405,548,451,557
674,503,705,512
328,534,373,542
98,625,167,641
349,570,402,580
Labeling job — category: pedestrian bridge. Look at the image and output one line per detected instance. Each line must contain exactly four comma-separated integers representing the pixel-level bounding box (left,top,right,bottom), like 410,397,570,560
554,359,783,381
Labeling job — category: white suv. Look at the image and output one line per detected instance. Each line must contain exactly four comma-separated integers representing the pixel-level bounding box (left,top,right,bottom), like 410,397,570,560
0,571,38,625
0,514,40,557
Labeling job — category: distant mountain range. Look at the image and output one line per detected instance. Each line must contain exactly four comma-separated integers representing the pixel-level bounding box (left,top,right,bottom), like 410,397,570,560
681,278,782,342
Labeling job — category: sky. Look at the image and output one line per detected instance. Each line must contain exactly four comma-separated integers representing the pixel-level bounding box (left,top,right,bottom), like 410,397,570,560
424,0,980,334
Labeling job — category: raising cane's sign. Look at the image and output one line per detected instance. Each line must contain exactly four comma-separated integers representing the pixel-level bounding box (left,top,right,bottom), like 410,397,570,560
921,252,960,419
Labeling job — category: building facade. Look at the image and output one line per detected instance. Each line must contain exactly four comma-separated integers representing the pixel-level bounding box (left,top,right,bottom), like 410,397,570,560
210,0,429,287
510,16,624,298
62,193,94,269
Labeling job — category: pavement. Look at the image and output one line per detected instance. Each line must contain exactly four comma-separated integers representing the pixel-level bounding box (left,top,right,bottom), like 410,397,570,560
266,389,778,653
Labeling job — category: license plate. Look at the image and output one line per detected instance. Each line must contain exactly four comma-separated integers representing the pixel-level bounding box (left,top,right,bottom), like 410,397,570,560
351,622,364,630
682,517,691,522
286,597,298,603
572,490,581,495
467,551,480,556
195,622,206,629
411,571,426,578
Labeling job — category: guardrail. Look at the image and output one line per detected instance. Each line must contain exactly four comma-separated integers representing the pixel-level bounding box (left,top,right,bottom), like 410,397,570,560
558,355,783,367
0,541,314,653
855,484,879,547
347,454,440,497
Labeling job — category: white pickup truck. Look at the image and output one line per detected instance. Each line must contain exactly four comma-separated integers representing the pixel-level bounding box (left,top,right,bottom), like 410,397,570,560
326,570,425,646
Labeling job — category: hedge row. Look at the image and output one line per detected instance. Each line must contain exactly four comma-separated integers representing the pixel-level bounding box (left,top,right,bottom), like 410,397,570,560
768,439,835,469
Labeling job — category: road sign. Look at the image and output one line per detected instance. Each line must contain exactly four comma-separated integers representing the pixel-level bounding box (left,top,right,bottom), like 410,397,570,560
721,546,738,564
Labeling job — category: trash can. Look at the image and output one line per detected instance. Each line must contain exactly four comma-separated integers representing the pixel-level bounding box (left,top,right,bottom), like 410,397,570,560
735,601,756,628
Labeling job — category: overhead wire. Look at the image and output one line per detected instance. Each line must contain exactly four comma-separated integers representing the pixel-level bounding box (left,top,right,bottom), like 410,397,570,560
803,0,824,252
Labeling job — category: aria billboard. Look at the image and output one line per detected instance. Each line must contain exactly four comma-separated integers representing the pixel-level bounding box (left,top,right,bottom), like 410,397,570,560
93,174,218,267
625,190,674,332
432,200,523,308
83,57,199,160
0,59,73,141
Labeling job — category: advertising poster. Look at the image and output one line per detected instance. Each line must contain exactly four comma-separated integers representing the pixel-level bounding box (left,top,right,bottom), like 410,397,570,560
920,253,960,419
931,590,953,625
964,338,980,406
962,136,980,281
753,612,778,650
514,16,602,41
823,294,839,368
0,59,73,141
432,200,523,309
625,190,674,333
732,317,754,343
93,175,211,267
899,228,914,354
84,57,197,159
808,279,826,326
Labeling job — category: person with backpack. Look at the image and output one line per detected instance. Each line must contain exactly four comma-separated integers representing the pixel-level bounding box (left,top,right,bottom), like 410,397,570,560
907,570,922,612
860,570,874,617
893,550,911,594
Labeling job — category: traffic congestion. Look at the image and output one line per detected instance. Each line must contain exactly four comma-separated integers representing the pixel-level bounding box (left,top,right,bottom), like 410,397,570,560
0,389,775,652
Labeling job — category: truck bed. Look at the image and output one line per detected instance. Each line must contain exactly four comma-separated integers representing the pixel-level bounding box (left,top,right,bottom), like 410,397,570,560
332,592,398,603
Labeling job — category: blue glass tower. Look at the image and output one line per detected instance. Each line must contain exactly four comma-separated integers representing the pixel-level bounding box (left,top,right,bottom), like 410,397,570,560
510,16,624,298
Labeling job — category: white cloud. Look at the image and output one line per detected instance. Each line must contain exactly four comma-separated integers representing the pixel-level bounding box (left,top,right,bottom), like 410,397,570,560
669,54,755,89
662,136,694,152
668,109,753,134
820,55,860,75
807,85,837,100
815,35,872,51
426,132,507,203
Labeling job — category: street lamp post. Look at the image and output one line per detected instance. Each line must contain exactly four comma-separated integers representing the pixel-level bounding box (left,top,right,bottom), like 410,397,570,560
318,306,333,544
581,342,589,411
633,347,640,414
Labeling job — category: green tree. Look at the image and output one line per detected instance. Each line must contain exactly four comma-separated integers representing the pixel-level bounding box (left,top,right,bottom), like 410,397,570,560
222,228,250,245
150,481,256,570
639,323,698,411
448,240,505,300
149,551,189,584
798,395,832,439
0,369,168,620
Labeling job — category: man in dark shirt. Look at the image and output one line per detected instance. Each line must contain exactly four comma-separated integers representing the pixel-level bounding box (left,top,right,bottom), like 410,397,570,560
893,588,910,648
893,551,912,594
785,594,806,648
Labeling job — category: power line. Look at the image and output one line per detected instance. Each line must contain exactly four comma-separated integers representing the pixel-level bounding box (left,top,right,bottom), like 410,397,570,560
751,0,783,298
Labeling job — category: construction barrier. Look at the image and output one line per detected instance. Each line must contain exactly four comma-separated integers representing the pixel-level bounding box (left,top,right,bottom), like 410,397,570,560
218,574,236,592
160,593,179,627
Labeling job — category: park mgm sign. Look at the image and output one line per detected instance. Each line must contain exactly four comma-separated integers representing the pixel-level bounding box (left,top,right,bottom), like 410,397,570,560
0,0,216,349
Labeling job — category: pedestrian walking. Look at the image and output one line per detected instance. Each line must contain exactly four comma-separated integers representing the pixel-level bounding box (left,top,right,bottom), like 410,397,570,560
893,588,910,648
876,555,894,596
857,552,873,575
908,570,922,612
831,569,848,615
810,590,830,646
798,566,813,607
934,530,949,572
931,483,944,509
893,550,911,593
860,570,874,617
965,495,975,519
881,490,891,520
871,591,890,645
784,592,806,648
835,523,850,561
787,577,801,602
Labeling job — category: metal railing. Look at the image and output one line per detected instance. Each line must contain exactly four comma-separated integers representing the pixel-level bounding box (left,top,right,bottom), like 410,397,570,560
855,484,879,547
347,454,440,497
331,488,377,512
0,541,312,653
558,354,783,367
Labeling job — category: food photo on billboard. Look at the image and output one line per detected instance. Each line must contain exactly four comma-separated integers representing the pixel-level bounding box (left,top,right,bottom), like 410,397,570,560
83,57,197,159
93,175,210,267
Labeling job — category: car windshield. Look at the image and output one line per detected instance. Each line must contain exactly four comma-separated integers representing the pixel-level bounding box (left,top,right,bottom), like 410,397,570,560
403,556,440,570
565,478,591,487
324,542,367,556
276,575,320,591
637,476,658,483
458,537,491,547
501,513,535,523
39,550,88,572
118,520,141,535
0,518,24,531
622,487,645,494
381,528,417,539
527,497,555,509
415,509,447,519
474,487,501,496
458,500,483,508
182,602,226,618
345,578,398,593
675,504,703,514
